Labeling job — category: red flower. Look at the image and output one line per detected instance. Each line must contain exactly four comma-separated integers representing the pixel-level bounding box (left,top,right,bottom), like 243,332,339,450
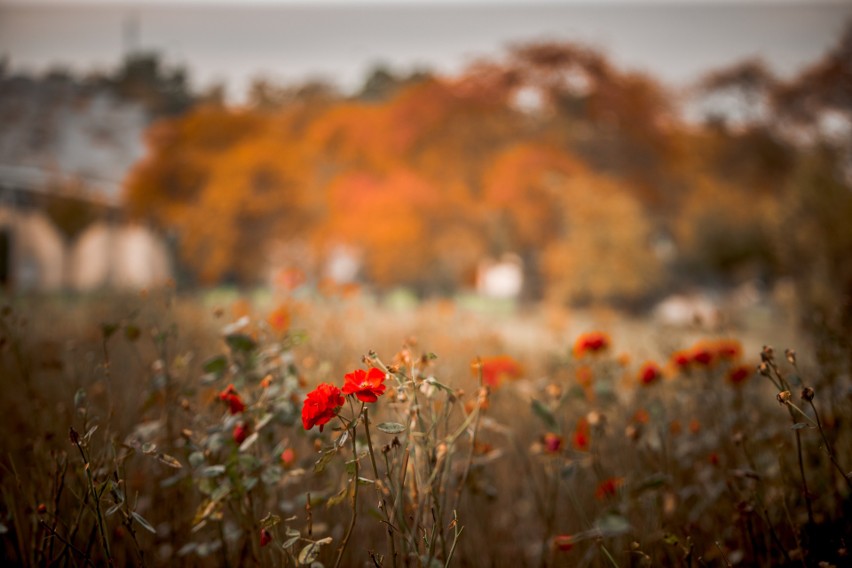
280,448,296,468
573,332,611,358
572,418,590,451
714,339,742,361
638,361,663,386
543,432,564,454
219,384,246,414
301,383,344,431
342,368,387,403
553,535,574,552
690,343,715,367
260,528,272,547
708,452,720,466
233,422,250,444
475,355,524,388
670,350,692,371
595,477,623,500
727,364,752,386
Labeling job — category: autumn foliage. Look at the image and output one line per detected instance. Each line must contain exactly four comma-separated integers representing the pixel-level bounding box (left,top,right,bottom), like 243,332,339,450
125,31,852,325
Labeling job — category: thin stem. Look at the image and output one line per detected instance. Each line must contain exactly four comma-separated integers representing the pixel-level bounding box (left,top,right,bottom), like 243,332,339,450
334,420,359,568
806,398,852,489
71,432,112,566
364,406,399,568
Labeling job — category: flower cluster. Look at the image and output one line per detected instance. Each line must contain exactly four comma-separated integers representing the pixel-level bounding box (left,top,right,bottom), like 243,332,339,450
301,367,388,431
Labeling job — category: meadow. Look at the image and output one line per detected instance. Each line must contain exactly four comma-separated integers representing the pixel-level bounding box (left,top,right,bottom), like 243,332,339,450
0,288,847,567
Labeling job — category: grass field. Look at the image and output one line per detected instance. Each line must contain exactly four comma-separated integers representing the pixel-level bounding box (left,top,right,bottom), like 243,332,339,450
0,288,847,567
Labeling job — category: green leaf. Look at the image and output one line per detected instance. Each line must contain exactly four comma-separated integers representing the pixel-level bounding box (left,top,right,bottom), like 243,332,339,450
663,533,680,545
101,323,119,340
74,388,87,410
203,355,228,375
596,514,631,537
199,465,226,477
531,399,558,430
239,432,259,452
298,542,321,565
225,333,257,353
632,473,669,495
260,513,281,530
313,450,337,474
123,324,141,342
156,453,183,469
131,511,157,534
282,535,301,549
377,422,406,434
188,451,205,469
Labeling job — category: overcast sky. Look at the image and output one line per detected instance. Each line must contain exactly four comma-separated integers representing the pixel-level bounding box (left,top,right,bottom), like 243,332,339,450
2,0,849,103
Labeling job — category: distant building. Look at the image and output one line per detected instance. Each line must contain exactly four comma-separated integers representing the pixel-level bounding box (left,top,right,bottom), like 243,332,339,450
0,61,183,292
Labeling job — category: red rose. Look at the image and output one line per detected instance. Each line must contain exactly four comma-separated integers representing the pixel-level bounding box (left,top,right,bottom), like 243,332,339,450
301,383,344,431
573,332,610,358
553,535,574,552
341,368,387,403
233,422,250,444
638,361,663,386
219,384,245,414
595,477,623,500
543,432,564,454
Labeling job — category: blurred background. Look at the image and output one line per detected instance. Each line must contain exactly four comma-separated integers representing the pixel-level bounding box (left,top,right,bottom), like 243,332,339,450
1,0,851,345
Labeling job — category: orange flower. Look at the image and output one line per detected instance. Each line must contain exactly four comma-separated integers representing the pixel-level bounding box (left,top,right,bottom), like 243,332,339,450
669,419,682,436
219,384,246,414
474,355,524,388
301,383,344,432
689,418,701,434
572,417,590,451
543,432,564,454
595,477,624,500
726,364,752,386
633,409,650,424
267,305,290,333
553,535,574,552
573,332,611,358
638,361,663,386
342,368,387,403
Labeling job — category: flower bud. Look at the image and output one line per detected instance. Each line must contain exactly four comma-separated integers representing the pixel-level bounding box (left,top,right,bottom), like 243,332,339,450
801,386,815,402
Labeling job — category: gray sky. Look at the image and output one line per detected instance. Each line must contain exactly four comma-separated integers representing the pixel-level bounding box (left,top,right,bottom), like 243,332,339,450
2,1,849,102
